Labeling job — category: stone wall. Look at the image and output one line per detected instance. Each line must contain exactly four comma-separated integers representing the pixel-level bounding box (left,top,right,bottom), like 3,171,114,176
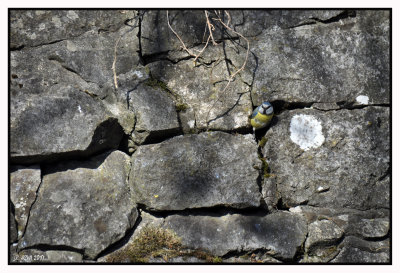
9,9,390,263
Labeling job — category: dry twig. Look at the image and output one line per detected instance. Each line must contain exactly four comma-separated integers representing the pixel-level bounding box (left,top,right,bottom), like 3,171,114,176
112,36,122,89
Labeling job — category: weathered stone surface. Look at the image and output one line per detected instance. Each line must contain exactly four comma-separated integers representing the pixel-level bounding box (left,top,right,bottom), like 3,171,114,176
141,10,208,56
141,10,344,56
303,219,344,262
352,218,389,239
128,83,181,145
10,10,137,49
10,165,41,239
251,10,389,105
263,107,389,210
10,85,123,164
9,204,18,243
163,212,307,260
147,55,253,131
305,219,344,251
20,151,138,259
10,18,142,163
331,236,390,263
97,210,164,262
15,249,83,263
130,132,261,210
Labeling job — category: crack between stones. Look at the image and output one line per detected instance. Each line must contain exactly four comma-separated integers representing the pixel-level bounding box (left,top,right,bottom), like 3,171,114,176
271,100,390,115
48,57,101,91
95,209,142,261
17,166,44,247
21,244,85,257
287,10,357,29
138,204,269,219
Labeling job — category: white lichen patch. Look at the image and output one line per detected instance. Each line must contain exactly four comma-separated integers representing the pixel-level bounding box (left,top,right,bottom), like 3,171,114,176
290,114,325,151
356,95,369,105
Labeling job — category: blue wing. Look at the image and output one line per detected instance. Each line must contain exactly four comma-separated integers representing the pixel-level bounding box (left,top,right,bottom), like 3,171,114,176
250,107,259,119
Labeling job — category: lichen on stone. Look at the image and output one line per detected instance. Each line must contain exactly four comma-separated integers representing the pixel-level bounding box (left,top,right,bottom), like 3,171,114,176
289,114,325,151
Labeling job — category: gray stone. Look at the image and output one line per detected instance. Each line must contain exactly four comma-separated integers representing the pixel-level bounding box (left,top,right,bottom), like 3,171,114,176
10,10,137,49
16,249,83,263
20,151,138,259
97,210,164,263
10,18,143,163
355,218,389,239
147,57,253,131
303,219,344,262
305,219,344,252
263,107,389,210
10,165,42,239
9,204,18,243
128,83,181,145
10,84,123,164
163,211,307,260
251,10,389,105
129,132,261,210
141,10,209,56
141,10,345,56
331,236,390,263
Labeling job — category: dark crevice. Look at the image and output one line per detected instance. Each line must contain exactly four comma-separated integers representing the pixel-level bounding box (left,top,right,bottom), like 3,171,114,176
207,126,253,135
293,229,309,263
10,44,25,51
142,51,195,65
140,129,183,146
95,210,142,260
270,100,390,115
138,204,269,219
276,197,290,211
137,11,145,65
21,244,85,256
271,100,314,115
288,10,357,29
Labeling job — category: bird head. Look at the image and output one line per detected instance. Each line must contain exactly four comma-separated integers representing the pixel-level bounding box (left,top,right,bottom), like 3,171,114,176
259,101,273,115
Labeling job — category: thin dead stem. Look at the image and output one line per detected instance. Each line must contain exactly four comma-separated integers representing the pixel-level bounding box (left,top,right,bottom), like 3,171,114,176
166,10,196,58
166,10,250,128
112,36,122,89
205,10,218,46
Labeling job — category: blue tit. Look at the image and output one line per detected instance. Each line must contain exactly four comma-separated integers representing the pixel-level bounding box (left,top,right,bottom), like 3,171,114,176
250,101,274,130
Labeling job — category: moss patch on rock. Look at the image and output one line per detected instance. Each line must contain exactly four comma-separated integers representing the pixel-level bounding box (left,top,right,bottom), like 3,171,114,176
105,226,222,263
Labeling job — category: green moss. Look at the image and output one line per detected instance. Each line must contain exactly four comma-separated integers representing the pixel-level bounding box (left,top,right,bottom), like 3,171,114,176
258,137,268,148
259,156,273,178
212,256,223,263
146,78,169,92
175,103,189,112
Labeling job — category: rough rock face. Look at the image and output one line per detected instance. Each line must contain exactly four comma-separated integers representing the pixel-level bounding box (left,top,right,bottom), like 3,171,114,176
163,212,307,260
10,9,390,264
20,151,138,259
251,10,390,105
128,83,181,146
10,165,41,239
263,107,389,210
129,132,261,210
